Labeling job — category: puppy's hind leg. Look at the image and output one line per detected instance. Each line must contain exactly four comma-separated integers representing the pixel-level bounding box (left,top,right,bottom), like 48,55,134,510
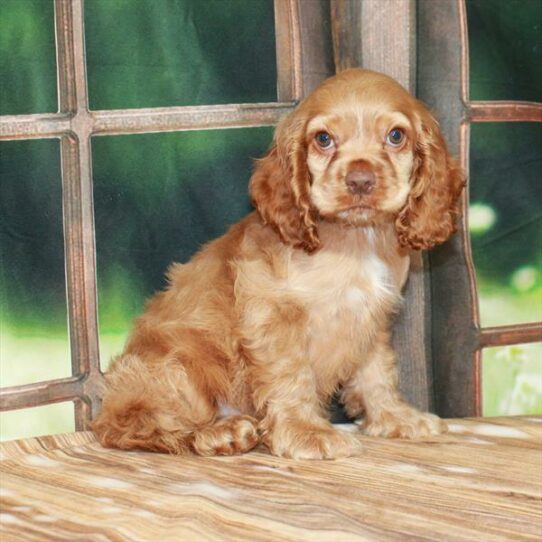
92,354,216,454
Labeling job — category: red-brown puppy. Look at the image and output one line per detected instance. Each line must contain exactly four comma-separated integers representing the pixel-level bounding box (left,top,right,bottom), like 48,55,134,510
93,69,464,459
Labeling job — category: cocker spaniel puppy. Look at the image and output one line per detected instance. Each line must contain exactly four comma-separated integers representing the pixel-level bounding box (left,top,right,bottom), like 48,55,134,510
93,69,464,459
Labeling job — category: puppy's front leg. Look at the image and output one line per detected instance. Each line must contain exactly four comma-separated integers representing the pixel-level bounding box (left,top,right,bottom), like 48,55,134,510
242,299,361,459
342,332,447,438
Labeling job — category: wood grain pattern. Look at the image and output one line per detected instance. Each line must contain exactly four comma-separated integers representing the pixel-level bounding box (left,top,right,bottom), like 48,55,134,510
274,0,302,102
296,0,335,96
1,417,541,541
330,0,362,72
359,0,416,92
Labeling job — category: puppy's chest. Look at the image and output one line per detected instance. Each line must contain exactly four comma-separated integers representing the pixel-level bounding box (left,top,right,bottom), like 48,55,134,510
288,248,401,333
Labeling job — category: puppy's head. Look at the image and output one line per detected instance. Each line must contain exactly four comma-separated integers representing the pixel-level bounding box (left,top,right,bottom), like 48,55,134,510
250,68,465,252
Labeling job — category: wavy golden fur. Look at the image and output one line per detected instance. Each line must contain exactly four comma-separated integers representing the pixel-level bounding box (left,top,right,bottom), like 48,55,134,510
93,69,464,459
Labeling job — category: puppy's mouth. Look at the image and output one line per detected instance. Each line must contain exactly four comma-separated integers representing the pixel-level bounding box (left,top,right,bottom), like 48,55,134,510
342,203,374,212
335,205,378,221
339,201,380,216
338,188,381,212
333,200,395,225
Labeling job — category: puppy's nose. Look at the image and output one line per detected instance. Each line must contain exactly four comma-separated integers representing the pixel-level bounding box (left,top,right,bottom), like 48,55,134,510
345,169,376,195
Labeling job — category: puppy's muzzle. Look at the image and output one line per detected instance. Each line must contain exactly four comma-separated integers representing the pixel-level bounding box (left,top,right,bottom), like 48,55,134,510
345,168,376,196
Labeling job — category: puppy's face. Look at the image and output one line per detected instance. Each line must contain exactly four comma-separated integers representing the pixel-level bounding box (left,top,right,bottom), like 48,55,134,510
250,69,465,251
306,96,416,225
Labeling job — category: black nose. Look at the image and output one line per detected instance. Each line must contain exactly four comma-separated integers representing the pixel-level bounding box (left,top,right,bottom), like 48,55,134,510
345,169,376,195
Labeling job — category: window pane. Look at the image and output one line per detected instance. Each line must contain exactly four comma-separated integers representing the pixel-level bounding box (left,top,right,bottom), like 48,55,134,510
483,343,542,416
467,0,542,102
0,140,71,386
469,123,542,327
92,127,273,367
0,402,75,442
85,0,277,110
0,0,57,114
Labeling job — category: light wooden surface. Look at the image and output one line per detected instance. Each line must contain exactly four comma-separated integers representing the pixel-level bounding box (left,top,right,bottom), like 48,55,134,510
1,417,541,541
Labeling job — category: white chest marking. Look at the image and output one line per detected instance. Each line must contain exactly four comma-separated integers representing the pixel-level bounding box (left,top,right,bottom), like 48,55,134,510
345,286,365,307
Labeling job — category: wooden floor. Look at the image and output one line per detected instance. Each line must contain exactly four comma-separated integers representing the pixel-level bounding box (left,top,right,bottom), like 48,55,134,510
0,417,541,541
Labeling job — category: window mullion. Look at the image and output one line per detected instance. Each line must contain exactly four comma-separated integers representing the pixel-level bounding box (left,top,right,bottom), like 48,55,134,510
468,101,542,123
91,102,295,136
55,0,102,428
274,0,303,102
479,322,542,349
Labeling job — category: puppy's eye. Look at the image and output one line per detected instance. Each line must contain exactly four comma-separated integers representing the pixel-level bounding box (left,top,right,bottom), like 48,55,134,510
386,128,405,147
315,131,334,149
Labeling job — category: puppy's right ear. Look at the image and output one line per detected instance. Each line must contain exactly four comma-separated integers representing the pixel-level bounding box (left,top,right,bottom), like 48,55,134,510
250,115,320,253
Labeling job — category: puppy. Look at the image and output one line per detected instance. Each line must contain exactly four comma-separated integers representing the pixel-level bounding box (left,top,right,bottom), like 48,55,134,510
92,69,464,459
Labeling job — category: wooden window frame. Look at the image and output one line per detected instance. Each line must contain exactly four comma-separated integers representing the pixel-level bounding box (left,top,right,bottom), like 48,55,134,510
1,0,540,431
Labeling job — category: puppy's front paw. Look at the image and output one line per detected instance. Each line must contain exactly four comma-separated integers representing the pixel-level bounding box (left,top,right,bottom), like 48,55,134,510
192,415,260,456
264,421,362,460
363,408,447,439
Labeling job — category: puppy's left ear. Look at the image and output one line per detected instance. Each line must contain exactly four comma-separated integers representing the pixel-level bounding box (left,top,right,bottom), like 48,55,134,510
395,107,465,250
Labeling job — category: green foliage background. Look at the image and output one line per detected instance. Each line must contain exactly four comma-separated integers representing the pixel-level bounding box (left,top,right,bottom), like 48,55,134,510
0,0,540,439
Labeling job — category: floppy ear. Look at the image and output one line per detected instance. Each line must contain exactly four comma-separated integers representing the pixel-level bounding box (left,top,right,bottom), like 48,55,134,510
249,114,320,253
395,108,465,250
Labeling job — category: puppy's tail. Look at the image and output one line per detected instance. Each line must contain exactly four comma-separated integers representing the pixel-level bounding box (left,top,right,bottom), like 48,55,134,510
92,354,213,454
